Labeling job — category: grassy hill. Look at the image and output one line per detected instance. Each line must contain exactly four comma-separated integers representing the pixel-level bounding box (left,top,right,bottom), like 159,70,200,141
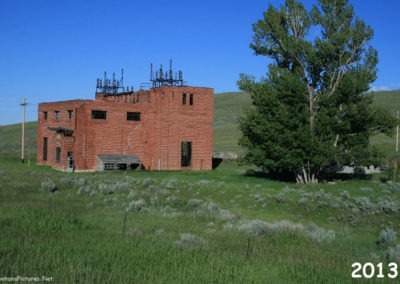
373,89,400,115
0,121,37,159
212,90,400,157
213,92,251,153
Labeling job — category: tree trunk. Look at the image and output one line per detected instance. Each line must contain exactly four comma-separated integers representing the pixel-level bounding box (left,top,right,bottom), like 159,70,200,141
307,85,316,133
296,165,318,184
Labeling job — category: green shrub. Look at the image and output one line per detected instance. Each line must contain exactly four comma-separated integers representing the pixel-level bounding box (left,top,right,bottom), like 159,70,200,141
128,199,147,212
387,244,400,263
275,193,286,203
306,223,335,243
40,180,57,193
378,228,397,247
376,196,399,213
238,219,269,237
187,198,204,209
174,233,208,250
353,196,375,214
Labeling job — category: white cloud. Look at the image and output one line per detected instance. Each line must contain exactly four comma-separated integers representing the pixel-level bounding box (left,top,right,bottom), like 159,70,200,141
369,86,391,92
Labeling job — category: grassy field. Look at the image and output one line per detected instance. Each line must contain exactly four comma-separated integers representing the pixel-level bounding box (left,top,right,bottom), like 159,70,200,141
1,157,400,282
1,90,400,282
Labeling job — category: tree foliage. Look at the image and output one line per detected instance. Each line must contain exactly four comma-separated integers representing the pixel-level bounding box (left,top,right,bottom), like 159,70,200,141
238,0,396,182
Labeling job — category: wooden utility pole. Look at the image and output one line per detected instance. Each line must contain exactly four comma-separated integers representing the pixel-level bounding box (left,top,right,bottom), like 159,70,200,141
20,97,26,163
397,110,399,153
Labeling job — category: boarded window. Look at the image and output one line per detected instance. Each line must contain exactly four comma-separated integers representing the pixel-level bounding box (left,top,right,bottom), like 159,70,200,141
55,147,61,163
92,110,107,120
43,137,48,161
127,112,141,121
181,141,192,167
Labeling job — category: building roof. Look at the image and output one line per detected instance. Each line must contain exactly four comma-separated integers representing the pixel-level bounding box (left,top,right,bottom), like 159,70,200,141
97,154,141,164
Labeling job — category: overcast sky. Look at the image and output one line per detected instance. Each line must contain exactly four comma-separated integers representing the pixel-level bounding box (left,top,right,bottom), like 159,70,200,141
1,0,399,125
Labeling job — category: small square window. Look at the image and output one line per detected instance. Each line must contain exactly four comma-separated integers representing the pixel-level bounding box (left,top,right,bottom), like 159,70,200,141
127,112,141,121
91,110,107,120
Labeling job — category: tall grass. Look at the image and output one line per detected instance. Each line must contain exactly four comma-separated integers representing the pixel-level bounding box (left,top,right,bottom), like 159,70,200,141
1,157,399,282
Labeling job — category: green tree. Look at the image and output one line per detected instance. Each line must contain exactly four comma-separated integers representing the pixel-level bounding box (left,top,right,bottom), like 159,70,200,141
238,0,395,183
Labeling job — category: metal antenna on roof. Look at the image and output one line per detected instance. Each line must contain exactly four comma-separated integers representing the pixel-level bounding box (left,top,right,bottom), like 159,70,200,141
149,60,185,87
169,59,173,81
121,68,124,87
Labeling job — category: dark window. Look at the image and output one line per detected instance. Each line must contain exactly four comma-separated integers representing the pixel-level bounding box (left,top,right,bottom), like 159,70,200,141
68,110,73,119
189,94,194,105
118,163,127,170
43,112,48,120
55,111,60,120
182,93,187,105
92,110,107,120
43,137,48,161
104,163,114,170
181,141,192,167
55,147,61,163
127,112,141,121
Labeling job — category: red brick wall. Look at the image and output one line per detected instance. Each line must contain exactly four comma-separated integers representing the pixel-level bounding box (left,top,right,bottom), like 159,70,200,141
37,86,214,171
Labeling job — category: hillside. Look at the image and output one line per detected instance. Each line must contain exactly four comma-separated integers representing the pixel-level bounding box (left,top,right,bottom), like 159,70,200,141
0,121,37,159
373,89,400,115
212,89,400,157
213,92,251,153
0,90,399,159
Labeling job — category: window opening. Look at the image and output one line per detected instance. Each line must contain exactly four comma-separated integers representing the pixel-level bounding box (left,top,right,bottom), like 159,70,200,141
43,137,48,161
91,110,107,120
55,147,61,163
182,93,187,105
127,112,141,121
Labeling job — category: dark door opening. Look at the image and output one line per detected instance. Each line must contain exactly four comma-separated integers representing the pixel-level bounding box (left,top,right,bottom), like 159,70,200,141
67,152,74,172
181,141,192,167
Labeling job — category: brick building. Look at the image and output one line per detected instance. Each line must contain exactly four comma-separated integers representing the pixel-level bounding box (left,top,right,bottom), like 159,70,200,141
36,68,214,172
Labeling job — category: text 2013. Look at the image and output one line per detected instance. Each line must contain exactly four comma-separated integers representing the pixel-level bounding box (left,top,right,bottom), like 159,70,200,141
352,262,398,279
